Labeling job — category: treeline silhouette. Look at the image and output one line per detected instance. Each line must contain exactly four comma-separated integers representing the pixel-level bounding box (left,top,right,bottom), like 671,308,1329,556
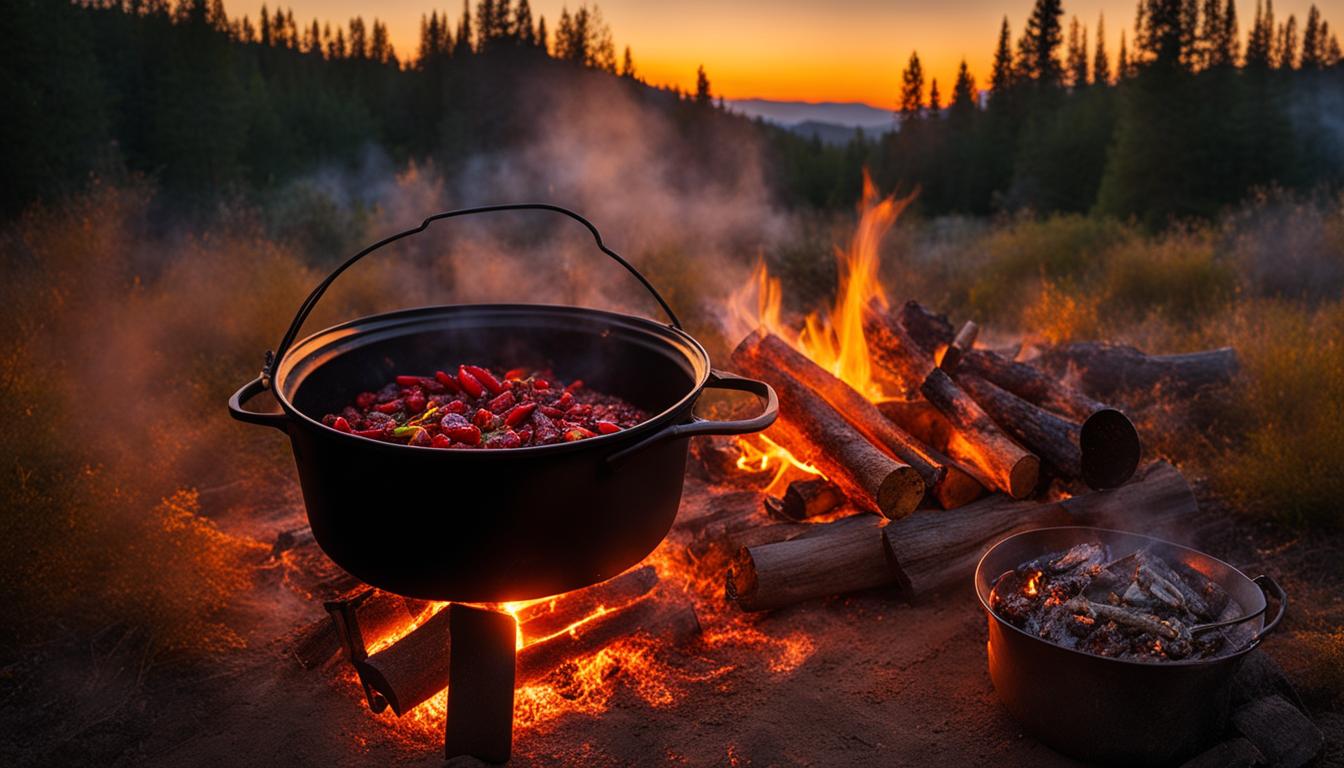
873,0,1344,222
2,0,735,216
5,0,1343,222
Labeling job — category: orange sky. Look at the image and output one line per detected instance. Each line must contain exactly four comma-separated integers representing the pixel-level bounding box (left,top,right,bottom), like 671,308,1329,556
227,0,1343,106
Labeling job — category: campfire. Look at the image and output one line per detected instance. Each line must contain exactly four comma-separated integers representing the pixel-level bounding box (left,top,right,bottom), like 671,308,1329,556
266,190,1256,762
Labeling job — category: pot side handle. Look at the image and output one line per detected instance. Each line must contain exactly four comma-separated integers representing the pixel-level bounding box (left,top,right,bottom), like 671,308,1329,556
1248,574,1287,648
606,370,778,466
228,376,290,432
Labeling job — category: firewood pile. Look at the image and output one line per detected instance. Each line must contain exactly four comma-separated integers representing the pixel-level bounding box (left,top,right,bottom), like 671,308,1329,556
688,300,1240,613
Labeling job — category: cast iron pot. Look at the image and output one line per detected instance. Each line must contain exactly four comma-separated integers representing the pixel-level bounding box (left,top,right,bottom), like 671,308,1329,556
228,204,778,603
975,526,1286,766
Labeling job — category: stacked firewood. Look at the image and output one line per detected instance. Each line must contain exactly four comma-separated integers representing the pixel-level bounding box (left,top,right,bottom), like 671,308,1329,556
708,300,1236,612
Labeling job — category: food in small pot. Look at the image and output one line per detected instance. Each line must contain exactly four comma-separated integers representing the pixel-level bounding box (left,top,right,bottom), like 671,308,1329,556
989,541,1243,662
321,365,647,448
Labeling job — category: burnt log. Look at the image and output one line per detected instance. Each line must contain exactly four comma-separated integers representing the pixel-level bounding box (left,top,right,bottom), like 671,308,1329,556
875,399,987,508
1230,695,1324,768
515,597,701,685
515,565,660,642
862,299,936,392
958,373,1140,489
732,330,925,518
898,300,956,356
292,588,428,670
1037,342,1238,397
726,515,894,611
920,369,1040,499
777,478,845,521
360,605,453,715
939,320,979,371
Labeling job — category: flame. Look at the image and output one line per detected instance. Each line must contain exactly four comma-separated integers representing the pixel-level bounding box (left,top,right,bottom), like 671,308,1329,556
734,433,824,496
1024,571,1042,597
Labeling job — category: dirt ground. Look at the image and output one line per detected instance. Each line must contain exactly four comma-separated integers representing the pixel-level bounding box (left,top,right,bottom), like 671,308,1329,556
3,473,1342,768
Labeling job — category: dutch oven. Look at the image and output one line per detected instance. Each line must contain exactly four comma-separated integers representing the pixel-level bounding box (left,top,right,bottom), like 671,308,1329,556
229,204,778,603
975,526,1286,766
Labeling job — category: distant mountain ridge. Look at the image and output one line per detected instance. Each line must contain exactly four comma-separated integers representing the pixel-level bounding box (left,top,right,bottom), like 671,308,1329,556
727,98,895,133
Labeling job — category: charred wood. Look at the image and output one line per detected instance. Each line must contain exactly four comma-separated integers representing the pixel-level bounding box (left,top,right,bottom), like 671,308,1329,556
777,478,846,521
515,597,701,685
514,565,659,642
919,369,1040,498
1037,342,1238,397
726,515,894,611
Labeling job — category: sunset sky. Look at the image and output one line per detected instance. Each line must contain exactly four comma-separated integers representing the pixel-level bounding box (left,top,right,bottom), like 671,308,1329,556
227,0,1343,106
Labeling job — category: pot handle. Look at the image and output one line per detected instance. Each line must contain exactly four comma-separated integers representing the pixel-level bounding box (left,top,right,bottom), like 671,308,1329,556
228,376,290,432
1248,574,1287,647
607,370,778,465
259,204,681,389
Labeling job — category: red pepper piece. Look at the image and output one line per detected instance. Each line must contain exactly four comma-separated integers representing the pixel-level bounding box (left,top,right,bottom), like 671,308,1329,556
441,399,468,414
431,433,453,448
565,379,584,393
488,390,516,413
484,429,522,449
457,365,485,397
539,405,564,418
504,402,536,428
374,399,403,414
332,416,353,433
405,392,426,413
443,423,481,446
463,365,504,395
395,375,423,388
532,378,551,391
355,392,377,409
504,367,528,381
554,391,574,410
594,420,621,434
516,427,533,444
563,426,596,442
473,408,497,430
434,370,460,392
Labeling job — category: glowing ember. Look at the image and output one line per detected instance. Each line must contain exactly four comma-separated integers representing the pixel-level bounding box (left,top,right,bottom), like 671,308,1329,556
1024,570,1042,597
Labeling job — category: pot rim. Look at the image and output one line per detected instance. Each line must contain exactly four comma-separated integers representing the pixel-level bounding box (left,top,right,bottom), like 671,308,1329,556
974,525,1266,669
270,302,711,457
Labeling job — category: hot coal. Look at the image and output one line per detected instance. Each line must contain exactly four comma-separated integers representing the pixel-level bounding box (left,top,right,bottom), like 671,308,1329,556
989,542,1240,662
321,365,647,448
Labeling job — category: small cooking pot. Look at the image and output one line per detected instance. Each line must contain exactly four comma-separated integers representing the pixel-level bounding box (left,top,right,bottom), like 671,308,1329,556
974,526,1286,766
229,204,778,602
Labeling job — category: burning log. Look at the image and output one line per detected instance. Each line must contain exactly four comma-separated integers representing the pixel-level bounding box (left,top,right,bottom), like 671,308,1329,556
732,330,925,519
938,320,979,371
726,515,894,611
1037,342,1239,397
862,300,936,392
515,565,660,641
360,605,453,715
730,329,986,510
898,300,956,356
873,399,987,508
515,596,701,685
919,369,1040,499
773,478,846,522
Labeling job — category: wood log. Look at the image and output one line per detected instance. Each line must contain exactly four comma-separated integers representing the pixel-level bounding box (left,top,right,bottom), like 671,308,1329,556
724,512,871,553
726,515,894,611
732,330,925,518
1230,695,1324,768
882,496,1073,598
884,460,1197,598
875,399,988,508
862,299,936,392
897,300,956,357
1037,342,1238,397
444,604,516,763
515,597,701,685
292,588,428,670
939,320,979,371
515,565,660,642
920,368,1040,499
958,348,1109,421
776,478,846,521
730,329,989,511
360,605,453,715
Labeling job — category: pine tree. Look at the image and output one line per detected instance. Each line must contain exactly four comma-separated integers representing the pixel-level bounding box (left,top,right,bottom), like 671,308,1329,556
1220,0,1240,64
1179,0,1200,68
1017,0,1066,85
306,19,320,54
990,17,1015,96
1276,14,1297,68
928,77,942,112
1300,5,1322,67
899,50,925,118
950,59,976,113
1198,0,1223,67
694,64,712,104
349,17,367,59
515,0,535,46
1094,15,1112,83
1245,0,1273,67
1118,29,1131,77
1066,16,1089,87
455,0,473,55
1326,30,1342,64
259,4,271,46
621,45,635,77
536,15,548,54
1140,0,1188,68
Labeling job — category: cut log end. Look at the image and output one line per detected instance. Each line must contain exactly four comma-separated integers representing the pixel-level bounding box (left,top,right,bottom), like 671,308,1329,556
1080,408,1142,490
1008,455,1041,500
877,465,927,519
